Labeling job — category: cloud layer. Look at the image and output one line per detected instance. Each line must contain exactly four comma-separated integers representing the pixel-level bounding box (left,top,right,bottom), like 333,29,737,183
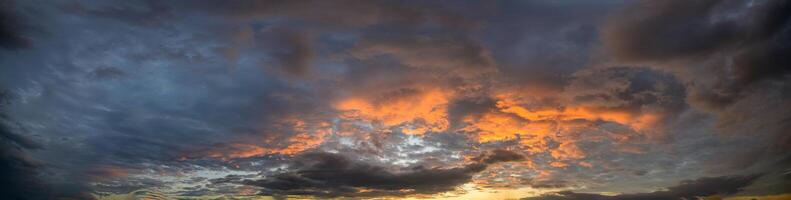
522,174,761,200
0,0,789,199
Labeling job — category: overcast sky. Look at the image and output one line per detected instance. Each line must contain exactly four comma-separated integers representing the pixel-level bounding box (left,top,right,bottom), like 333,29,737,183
1,0,790,199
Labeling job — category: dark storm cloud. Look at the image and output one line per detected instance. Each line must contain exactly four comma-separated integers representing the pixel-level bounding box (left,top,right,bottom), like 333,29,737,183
244,150,523,197
603,0,791,109
0,128,48,200
522,174,762,200
0,90,47,199
0,0,30,49
0,0,338,196
0,89,95,199
601,0,791,170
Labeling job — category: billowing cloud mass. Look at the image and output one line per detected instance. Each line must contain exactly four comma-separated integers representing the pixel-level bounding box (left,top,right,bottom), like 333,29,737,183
0,0,789,199
603,0,791,110
242,150,523,197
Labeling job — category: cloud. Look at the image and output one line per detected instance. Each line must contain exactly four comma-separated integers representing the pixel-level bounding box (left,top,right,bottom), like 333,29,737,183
188,0,475,29
334,87,453,135
604,0,732,62
522,174,762,200
599,0,791,168
350,33,496,79
0,0,31,49
0,88,95,199
0,87,44,199
87,66,126,80
1,0,789,198
63,0,173,27
265,29,314,77
244,150,523,197
562,67,687,131
0,2,338,194
479,149,525,164
602,0,791,110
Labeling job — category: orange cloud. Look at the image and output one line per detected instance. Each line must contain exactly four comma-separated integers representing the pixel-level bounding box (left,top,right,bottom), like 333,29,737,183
201,118,331,160
459,92,662,168
549,161,569,168
463,112,528,142
496,94,660,132
550,141,585,160
334,88,451,135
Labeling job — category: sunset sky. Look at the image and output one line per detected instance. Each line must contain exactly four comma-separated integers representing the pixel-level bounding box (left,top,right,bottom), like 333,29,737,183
1,0,790,199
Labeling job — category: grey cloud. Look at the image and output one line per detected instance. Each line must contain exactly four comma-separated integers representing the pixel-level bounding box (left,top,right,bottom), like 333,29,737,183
188,0,475,29
0,89,95,199
93,177,166,195
265,29,314,77
0,1,335,196
0,100,47,199
600,0,791,168
564,67,687,125
602,0,791,110
483,1,623,94
0,0,31,49
87,66,125,80
331,31,499,111
604,0,734,62
244,150,522,197
522,174,762,200
447,97,497,129
478,149,525,164
64,0,173,27
1,0,789,198
350,33,496,78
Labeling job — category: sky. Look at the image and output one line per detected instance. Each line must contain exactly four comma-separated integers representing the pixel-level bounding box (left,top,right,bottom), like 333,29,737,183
0,0,790,199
